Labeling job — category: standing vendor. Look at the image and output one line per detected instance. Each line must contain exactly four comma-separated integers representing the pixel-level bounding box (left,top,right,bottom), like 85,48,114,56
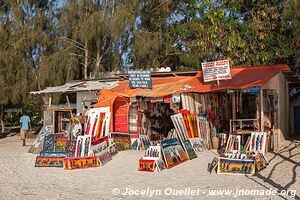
20,111,31,146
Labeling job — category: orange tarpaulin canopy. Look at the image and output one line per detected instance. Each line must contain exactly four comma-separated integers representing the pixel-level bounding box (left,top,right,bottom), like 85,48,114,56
183,64,291,93
96,64,290,99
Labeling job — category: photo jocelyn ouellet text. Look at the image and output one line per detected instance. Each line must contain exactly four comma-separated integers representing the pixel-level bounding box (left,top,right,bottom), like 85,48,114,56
112,187,297,198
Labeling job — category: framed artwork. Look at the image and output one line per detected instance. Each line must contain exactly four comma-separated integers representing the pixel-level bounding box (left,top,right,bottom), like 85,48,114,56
85,107,111,139
225,135,241,151
108,143,118,156
160,138,189,169
182,140,197,160
75,135,91,157
171,114,188,142
92,141,112,165
171,114,197,160
217,157,255,175
63,156,100,170
246,132,267,155
138,159,155,172
35,156,64,167
55,137,68,152
67,140,77,158
207,157,219,173
40,151,68,158
43,135,55,152
189,138,204,153
196,115,210,148
110,132,131,151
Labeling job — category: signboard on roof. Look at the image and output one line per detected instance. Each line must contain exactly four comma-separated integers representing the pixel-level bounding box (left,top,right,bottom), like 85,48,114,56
128,70,152,89
201,59,231,82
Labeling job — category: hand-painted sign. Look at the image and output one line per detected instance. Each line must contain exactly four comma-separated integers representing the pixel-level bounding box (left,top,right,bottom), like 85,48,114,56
128,70,152,89
201,59,231,82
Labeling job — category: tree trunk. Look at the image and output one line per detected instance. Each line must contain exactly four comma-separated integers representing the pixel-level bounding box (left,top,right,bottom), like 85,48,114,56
0,105,4,133
84,39,88,80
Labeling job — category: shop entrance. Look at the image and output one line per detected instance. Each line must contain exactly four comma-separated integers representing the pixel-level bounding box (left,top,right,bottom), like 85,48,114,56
294,106,300,135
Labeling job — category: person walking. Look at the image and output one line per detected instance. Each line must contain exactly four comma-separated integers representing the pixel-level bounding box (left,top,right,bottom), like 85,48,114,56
20,111,31,146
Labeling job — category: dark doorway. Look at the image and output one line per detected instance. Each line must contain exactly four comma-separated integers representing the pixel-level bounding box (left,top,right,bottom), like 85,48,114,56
294,106,300,135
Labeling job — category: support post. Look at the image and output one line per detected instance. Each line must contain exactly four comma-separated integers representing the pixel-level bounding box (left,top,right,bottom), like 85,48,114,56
260,88,264,132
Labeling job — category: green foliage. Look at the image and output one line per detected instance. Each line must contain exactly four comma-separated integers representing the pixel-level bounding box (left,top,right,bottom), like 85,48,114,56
0,0,299,112
22,97,43,125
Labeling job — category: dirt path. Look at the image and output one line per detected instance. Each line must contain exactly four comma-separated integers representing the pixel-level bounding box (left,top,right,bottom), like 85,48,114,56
0,136,299,200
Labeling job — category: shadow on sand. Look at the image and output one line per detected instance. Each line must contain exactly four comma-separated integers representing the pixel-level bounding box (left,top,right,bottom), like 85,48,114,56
247,137,300,200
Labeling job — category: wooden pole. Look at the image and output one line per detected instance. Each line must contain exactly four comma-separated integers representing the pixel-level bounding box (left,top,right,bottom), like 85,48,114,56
260,88,264,132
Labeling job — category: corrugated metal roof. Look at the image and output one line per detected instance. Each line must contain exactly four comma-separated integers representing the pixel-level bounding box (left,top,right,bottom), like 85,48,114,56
31,80,119,94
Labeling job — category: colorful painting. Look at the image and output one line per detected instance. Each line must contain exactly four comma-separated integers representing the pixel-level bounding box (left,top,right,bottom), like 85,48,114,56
189,138,204,153
42,135,55,152
207,157,219,173
35,156,64,167
92,136,109,146
180,110,193,138
67,140,76,157
217,157,255,175
171,114,189,142
108,143,118,156
254,152,268,171
196,115,210,148
95,113,105,138
246,132,267,155
182,140,197,160
40,151,68,158
92,141,112,165
85,107,111,139
63,156,100,170
160,138,189,169
138,159,155,172
55,137,68,152
225,135,241,151
75,135,91,157
110,132,131,151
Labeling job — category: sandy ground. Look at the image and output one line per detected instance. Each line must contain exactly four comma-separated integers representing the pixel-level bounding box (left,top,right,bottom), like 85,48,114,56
0,135,299,200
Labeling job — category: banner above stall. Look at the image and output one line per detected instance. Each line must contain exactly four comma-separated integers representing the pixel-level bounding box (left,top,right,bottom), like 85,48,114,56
128,70,152,89
201,59,231,82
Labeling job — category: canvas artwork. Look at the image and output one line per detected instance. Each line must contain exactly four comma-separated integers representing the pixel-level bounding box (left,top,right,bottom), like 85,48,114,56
207,157,219,173
40,151,68,158
85,107,111,139
180,110,194,138
75,135,91,157
197,115,210,148
55,137,68,152
255,151,268,171
92,136,109,146
246,132,267,155
138,159,155,172
92,141,112,165
160,138,189,169
182,140,197,160
63,156,100,170
217,157,255,175
42,134,55,152
108,143,118,156
67,140,77,157
35,156,64,167
110,132,131,151
171,114,189,142
28,125,52,154
155,159,166,172
225,135,241,151
189,138,204,153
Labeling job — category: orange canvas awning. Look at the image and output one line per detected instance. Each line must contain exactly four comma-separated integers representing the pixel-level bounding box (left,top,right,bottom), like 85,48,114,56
96,64,291,100
183,64,291,93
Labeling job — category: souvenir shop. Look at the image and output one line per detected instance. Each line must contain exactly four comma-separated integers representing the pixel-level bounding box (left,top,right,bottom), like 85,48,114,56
94,64,290,173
